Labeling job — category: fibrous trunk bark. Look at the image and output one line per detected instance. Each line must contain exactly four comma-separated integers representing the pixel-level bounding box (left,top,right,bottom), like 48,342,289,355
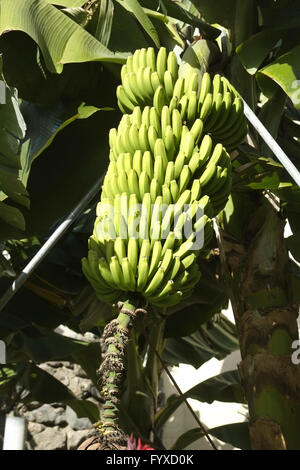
223,203,300,450
78,299,139,450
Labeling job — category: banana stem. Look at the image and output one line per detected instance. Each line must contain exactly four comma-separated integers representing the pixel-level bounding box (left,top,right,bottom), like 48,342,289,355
97,299,139,448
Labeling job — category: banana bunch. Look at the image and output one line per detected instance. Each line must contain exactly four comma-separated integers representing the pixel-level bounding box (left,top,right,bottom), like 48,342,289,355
117,48,178,113
117,47,248,151
196,72,248,151
82,47,247,309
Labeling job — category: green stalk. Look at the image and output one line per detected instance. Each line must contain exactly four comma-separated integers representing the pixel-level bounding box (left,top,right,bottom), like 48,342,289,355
97,299,138,448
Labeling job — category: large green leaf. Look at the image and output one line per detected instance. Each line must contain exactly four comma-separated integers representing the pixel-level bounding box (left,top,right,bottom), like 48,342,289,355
0,61,27,232
155,370,244,432
22,363,99,421
93,0,114,46
170,422,250,450
189,0,237,29
207,422,251,450
237,12,300,75
163,315,239,369
7,328,101,378
0,93,109,239
146,13,183,51
46,0,86,5
120,333,153,437
225,54,257,110
0,30,122,107
0,286,70,336
20,101,101,187
237,28,285,75
107,0,151,52
139,0,220,40
0,0,127,74
116,0,160,48
286,233,300,262
0,361,99,420
258,87,287,161
185,370,244,404
259,1,300,28
257,45,300,109
164,260,227,337
25,105,119,235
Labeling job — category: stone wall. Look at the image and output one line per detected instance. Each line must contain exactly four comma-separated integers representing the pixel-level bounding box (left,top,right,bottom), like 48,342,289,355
16,360,99,450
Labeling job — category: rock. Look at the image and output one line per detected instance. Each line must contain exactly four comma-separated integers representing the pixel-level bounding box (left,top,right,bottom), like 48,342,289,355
26,404,64,425
23,401,41,411
88,384,101,400
65,406,92,430
68,376,91,399
50,366,72,387
31,427,67,450
45,361,64,368
83,332,99,343
66,427,94,450
54,412,68,427
73,364,87,378
17,353,102,450
55,326,98,343
27,422,44,434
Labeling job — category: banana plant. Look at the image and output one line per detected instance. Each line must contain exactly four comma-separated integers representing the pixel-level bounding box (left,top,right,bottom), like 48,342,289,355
1,0,300,452
79,43,248,448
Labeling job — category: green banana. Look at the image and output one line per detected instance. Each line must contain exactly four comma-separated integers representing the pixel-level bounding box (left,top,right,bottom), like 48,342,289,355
144,266,165,296
156,47,167,82
164,70,174,101
167,50,178,82
146,47,156,71
142,150,154,180
198,72,211,105
199,92,213,122
139,171,151,199
148,240,162,277
153,85,168,115
116,85,135,113
110,255,125,289
187,91,198,125
127,237,138,276
161,105,171,138
172,76,185,101
132,150,142,176
151,71,161,90
164,125,176,160
122,257,136,291
174,150,185,179
137,256,149,291
172,108,183,146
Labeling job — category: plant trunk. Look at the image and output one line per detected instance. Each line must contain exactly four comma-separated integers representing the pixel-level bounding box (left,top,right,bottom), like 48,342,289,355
223,203,300,449
78,298,139,450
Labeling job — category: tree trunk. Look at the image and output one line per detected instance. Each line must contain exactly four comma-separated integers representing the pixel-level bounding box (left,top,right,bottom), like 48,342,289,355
223,202,300,449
